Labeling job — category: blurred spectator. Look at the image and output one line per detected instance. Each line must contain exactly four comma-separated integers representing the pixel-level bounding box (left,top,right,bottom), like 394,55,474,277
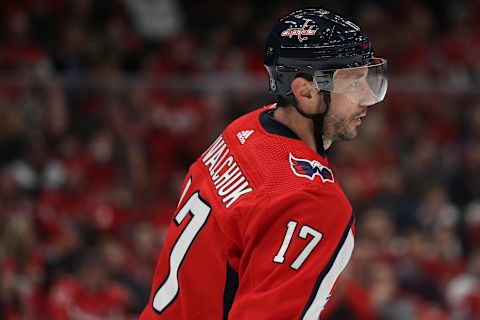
449,138,480,207
10,139,65,194
0,7,51,77
446,249,480,319
464,201,480,250
123,0,184,40
48,249,130,319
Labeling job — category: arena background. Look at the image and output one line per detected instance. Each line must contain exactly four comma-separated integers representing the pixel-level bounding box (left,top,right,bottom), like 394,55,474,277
0,0,480,319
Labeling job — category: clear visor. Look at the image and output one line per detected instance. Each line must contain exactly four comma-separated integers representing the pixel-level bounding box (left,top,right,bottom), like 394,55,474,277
313,58,388,107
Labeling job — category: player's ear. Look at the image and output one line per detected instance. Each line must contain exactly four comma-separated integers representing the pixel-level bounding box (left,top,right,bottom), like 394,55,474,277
291,77,318,112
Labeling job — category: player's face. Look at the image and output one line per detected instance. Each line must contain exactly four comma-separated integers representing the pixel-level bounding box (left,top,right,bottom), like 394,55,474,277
323,92,367,141
323,67,372,141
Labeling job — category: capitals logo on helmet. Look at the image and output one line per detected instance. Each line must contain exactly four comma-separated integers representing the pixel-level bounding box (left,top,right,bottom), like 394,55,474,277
289,153,334,183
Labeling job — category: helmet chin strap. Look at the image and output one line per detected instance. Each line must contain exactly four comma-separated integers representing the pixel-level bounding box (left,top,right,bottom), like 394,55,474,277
289,91,331,156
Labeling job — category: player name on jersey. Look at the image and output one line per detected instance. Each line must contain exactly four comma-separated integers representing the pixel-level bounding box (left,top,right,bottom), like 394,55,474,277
202,135,253,208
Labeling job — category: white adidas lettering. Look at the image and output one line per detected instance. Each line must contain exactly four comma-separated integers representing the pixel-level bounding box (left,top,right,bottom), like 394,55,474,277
237,130,254,144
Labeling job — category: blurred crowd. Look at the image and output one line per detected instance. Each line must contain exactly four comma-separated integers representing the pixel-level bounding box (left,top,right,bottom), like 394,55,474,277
0,0,480,319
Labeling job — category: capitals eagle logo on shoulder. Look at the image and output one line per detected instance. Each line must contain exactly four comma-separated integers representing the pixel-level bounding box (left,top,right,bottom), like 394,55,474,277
289,153,334,183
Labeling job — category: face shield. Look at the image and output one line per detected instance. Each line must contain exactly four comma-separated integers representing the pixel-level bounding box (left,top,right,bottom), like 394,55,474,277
313,58,388,106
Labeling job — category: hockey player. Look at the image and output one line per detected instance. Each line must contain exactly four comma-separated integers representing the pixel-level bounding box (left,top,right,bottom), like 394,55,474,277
140,8,388,319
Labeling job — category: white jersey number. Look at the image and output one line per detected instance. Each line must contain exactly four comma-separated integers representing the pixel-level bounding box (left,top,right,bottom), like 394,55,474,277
273,221,323,270
152,190,211,313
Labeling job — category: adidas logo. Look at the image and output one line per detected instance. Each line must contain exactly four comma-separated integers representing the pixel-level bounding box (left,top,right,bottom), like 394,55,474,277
237,130,254,145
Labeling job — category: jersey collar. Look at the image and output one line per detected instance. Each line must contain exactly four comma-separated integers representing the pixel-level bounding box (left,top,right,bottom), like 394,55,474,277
260,109,300,140
260,108,329,157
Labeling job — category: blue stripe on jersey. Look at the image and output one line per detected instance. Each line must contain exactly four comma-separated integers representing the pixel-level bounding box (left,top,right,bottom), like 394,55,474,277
299,213,355,319
222,262,239,319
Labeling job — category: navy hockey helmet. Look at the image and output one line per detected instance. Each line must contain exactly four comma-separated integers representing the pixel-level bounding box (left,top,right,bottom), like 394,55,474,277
264,8,387,107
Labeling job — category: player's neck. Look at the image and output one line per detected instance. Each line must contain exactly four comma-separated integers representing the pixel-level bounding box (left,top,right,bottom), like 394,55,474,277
273,106,318,152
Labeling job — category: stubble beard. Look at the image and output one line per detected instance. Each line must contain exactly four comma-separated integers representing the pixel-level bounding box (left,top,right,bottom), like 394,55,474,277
323,112,358,142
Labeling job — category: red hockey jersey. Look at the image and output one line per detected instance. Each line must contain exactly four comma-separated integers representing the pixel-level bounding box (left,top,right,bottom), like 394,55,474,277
140,105,355,319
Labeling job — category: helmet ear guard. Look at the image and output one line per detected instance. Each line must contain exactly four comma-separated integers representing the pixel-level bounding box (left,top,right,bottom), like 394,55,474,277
264,65,278,93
